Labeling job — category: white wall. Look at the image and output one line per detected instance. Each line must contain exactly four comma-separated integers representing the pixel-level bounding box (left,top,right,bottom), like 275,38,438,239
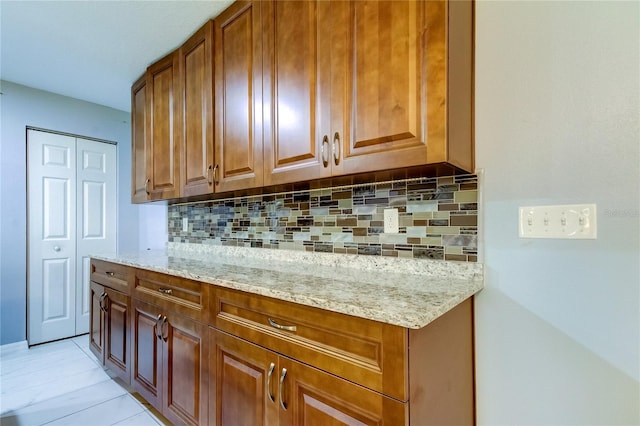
475,1,639,424
0,81,165,345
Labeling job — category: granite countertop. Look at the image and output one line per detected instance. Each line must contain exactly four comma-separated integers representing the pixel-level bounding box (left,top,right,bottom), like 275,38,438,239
92,243,483,329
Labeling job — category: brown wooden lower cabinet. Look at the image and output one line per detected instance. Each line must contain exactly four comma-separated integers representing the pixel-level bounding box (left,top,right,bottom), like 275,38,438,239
89,281,105,361
210,328,278,425
89,281,130,384
131,298,209,426
91,260,475,425
210,329,406,426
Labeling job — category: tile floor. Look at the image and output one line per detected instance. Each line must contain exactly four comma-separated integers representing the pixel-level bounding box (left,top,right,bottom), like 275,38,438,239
0,335,166,425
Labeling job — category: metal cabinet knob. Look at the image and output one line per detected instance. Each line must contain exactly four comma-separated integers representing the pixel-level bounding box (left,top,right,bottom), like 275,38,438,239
53,246,61,252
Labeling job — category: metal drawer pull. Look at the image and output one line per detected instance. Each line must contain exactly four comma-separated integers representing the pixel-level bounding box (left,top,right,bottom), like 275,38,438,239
333,132,340,165
161,316,168,342
207,164,213,184
155,314,163,339
321,135,329,167
267,362,276,403
158,288,172,295
279,368,287,410
268,318,296,332
155,315,168,341
99,292,108,313
105,271,115,277
213,164,219,185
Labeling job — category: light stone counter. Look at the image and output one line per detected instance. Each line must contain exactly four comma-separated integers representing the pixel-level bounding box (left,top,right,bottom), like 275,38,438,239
92,243,483,329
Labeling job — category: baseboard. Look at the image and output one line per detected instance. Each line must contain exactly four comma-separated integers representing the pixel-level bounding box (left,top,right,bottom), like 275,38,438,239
0,340,28,356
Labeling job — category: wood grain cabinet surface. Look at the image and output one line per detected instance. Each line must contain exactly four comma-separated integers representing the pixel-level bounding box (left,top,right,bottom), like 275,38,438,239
261,0,332,185
212,286,474,426
91,259,475,425
132,20,216,202
131,50,182,203
180,20,215,198
213,1,264,193
263,0,474,186
146,51,182,200
210,329,406,426
212,286,408,400
130,75,148,203
89,281,105,362
131,0,474,202
131,268,210,425
89,265,131,385
132,298,209,426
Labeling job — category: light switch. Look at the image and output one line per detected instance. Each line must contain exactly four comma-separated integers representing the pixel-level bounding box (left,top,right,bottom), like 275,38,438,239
519,204,597,239
182,217,189,232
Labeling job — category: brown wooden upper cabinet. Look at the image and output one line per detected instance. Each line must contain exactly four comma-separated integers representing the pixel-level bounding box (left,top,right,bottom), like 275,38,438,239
131,0,473,202
146,51,181,200
131,75,148,203
263,0,474,186
131,21,215,202
213,1,264,192
180,21,215,198
262,0,332,185
130,51,182,202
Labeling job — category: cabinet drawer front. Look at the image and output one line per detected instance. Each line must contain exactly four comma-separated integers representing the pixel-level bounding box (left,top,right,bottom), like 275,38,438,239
91,260,132,293
212,288,408,400
134,269,208,322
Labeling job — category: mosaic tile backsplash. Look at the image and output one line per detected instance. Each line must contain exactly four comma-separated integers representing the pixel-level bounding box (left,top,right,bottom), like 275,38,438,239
168,174,479,262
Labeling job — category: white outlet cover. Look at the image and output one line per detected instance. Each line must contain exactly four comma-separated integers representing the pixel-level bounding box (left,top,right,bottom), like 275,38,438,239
519,204,597,239
384,208,399,234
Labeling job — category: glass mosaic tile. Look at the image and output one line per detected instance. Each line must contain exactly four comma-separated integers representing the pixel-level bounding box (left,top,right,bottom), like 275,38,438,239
168,174,479,262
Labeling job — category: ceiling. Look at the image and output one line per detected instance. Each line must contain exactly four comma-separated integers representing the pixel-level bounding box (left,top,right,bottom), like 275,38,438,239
0,0,234,112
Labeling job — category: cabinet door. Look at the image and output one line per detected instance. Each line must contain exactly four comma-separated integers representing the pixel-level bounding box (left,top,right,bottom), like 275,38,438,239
131,75,148,203
214,1,264,192
210,330,279,426
262,0,332,186
104,288,130,384
279,357,407,426
147,51,181,200
162,312,209,426
180,20,215,197
131,299,163,409
331,0,431,175
89,281,105,362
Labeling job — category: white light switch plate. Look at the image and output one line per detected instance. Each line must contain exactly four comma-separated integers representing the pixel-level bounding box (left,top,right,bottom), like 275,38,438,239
519,204,597,239
182,217,189,232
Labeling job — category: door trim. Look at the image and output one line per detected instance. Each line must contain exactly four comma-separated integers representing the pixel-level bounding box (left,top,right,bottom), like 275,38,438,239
27,126,118,146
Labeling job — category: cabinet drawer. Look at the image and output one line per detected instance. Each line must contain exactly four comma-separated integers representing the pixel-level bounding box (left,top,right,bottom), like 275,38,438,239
134,269,209,323
212,288,409,401
91,259,132,294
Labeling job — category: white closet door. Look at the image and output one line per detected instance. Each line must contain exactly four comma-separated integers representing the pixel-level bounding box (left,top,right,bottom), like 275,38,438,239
75,138,117,334
28,130,77,344
28,130,118,344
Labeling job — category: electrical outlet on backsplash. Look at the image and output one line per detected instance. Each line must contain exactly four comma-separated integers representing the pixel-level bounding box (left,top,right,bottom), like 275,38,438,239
168,174,479,262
